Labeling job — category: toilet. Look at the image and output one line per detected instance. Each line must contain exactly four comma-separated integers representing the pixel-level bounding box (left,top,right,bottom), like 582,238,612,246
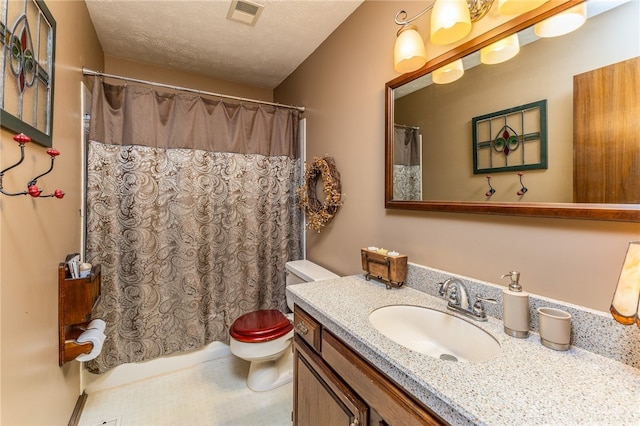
229,260,338,391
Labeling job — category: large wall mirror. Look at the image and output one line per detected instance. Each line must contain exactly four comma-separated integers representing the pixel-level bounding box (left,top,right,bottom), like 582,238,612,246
385,0,639,221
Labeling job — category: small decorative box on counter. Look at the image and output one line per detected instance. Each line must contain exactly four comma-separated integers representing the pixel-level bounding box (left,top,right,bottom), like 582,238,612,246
360,248,408,289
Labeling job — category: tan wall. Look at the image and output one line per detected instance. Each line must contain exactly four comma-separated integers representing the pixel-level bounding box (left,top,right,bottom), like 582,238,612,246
1,1,103,424
104,55,273,102
276,0,640,312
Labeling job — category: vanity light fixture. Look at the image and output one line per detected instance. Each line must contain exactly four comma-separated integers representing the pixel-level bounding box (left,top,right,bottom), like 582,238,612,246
480,33,520,64
534,2,587,37
394,25,429,73
610,241,640,327
432,58,465,83
497,0,549,15
429,0,473,46
393,0,551,73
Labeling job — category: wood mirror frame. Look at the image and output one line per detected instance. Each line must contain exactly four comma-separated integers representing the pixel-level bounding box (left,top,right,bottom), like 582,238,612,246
385,0,639,222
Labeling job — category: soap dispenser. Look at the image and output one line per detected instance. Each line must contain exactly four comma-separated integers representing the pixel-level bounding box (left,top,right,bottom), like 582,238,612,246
501,271,530,338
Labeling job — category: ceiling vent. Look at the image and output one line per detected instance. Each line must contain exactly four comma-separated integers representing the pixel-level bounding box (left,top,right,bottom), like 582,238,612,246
227,0,264,26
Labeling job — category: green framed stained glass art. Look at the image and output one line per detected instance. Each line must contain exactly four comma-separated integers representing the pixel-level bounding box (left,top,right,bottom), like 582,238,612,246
1,0,56,147
472,100,547,174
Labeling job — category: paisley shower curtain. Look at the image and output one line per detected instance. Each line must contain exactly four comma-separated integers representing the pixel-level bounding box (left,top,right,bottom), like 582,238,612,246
85,77,302,373
393,125,422,200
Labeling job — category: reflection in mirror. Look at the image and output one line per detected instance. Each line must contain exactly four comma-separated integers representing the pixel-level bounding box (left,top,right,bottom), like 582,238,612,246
387,0,640,220
393,124,422,200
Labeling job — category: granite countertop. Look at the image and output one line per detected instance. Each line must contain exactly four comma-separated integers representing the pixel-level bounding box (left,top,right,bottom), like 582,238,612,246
288,275,640,426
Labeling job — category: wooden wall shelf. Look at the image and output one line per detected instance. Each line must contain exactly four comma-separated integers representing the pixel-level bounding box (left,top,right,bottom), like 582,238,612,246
58,256,101,366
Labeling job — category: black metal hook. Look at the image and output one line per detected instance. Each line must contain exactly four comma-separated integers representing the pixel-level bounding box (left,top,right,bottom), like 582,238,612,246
517,172,528,196
485,175,496,197
0,133,64,199
0,133,31,196
26,148,64,198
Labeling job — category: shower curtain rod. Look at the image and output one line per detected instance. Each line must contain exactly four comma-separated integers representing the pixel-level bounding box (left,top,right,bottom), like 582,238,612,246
82,68,305,113
394,123,420,130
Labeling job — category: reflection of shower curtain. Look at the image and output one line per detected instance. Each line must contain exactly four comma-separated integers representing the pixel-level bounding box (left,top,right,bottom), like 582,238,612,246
393,125,422,200
85,77,302,373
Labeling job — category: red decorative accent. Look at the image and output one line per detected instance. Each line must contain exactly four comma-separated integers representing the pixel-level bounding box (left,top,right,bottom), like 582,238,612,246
485,175,496,197
1,132,64,199
13,133,31,144
517,172,528,196
28,185,41,197
230,310,293,343
503,130,511,155
20,30,27,92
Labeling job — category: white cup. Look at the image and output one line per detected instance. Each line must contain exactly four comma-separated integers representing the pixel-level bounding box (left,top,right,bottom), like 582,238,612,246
79,262,92,278
537,307,571,351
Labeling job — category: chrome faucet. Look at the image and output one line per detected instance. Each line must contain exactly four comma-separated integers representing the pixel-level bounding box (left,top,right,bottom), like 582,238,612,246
438,278,496,321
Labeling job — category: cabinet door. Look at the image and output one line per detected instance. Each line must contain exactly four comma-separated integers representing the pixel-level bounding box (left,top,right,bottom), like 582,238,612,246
294,336,368,426
322,331,446,426
573,57,640,203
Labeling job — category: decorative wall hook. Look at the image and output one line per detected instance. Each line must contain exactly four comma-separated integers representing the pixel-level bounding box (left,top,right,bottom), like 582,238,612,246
485,175,496,197
517,172,528,196
0,133,64,198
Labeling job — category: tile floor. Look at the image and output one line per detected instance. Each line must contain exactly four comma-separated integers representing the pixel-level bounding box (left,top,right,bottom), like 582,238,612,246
78,355,292,426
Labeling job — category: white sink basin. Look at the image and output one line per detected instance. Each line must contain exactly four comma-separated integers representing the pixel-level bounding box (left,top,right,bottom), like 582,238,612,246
369,305,500,363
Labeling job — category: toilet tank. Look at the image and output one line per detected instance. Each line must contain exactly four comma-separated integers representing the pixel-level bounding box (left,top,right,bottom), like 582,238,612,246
285,260,338,311
286,260,339,284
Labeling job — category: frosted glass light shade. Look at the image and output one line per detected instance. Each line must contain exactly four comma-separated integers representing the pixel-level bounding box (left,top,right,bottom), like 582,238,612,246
432,59,464,84
430,0,472,45
534,2,587,38
480,33,520,64
498,0,548,15
394,25,428,73
611,242,640,326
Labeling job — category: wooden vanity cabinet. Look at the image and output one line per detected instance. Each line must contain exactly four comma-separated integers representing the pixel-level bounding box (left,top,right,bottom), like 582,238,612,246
293,305,446,426
294,335,368,426
293,304,322,351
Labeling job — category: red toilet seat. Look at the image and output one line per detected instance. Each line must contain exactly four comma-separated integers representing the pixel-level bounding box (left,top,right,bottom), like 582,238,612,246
230,309,293,343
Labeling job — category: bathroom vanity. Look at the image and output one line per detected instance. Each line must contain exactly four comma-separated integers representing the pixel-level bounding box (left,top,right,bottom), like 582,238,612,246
293,305,444,425
288,274,640,425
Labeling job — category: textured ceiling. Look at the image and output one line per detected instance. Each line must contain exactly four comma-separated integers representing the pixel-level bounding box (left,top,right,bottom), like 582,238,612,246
85,0,364,89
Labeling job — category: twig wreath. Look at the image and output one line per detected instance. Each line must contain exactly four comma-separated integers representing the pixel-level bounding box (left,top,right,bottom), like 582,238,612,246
297,156,343,232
